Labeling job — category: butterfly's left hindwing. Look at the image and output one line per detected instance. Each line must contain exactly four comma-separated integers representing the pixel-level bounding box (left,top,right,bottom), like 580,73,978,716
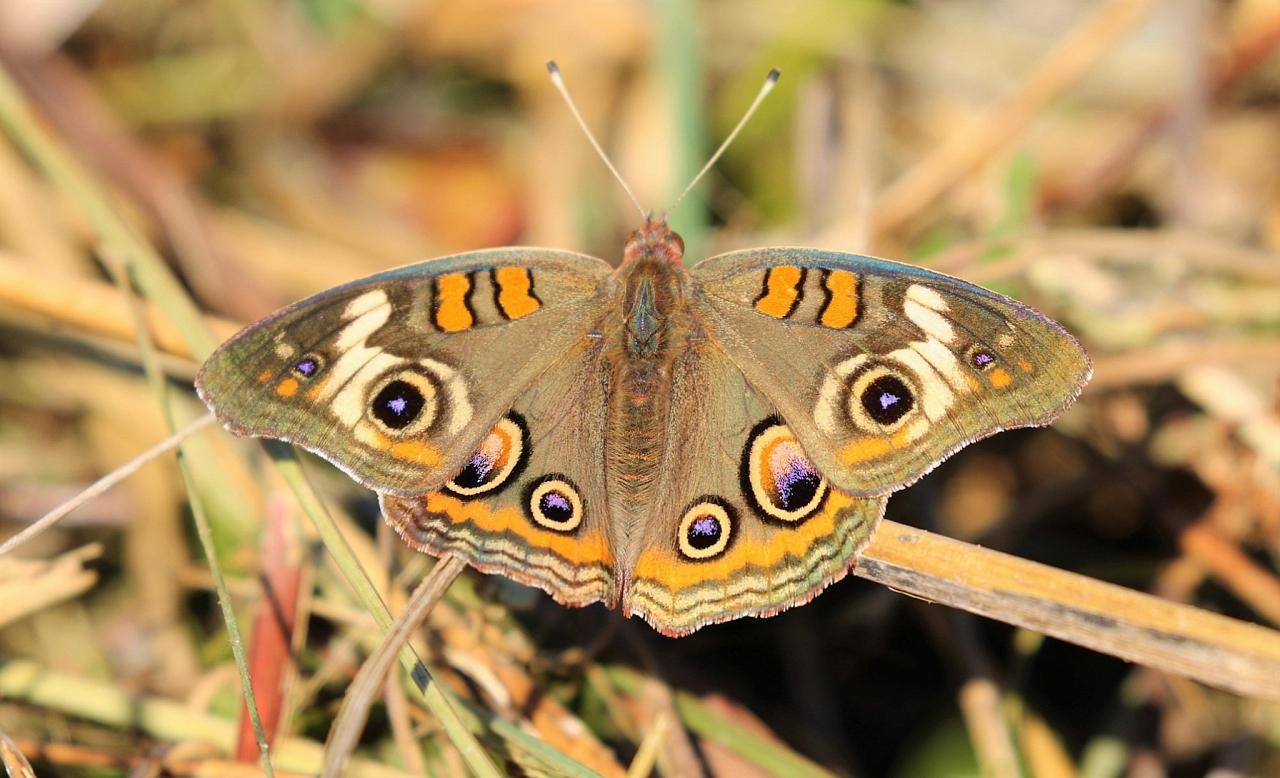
381,333,618,608
692,248,1091,497
196,248,612,495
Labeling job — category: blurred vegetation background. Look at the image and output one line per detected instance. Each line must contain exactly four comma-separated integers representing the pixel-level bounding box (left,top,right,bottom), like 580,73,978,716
1,0,1279,775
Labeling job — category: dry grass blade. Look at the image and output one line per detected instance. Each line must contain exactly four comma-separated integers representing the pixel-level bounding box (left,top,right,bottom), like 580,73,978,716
4,2,1280,773
100,245,275,775
0,64,218,359
625,711,671,778
944,612,1021,778
956,677,1019,778
857,520,1280,699
608,666,833,778
267,452,502,778
0,543,101,627
0,250,240,360
1046,7,1280,213
323,556,466,778
0,660,418,776
0,58,499,778
0,414,215,558
0,732,36,778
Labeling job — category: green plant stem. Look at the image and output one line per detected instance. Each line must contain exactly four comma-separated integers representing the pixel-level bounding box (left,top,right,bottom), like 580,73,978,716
99,243,274,776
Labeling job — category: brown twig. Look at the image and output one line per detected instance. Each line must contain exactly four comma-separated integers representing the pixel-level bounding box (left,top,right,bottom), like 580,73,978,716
1179,509,1280,628
0,250,240,360
857,520,1280,700
322,556,467,778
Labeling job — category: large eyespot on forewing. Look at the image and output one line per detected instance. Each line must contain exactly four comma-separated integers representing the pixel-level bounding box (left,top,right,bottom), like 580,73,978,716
442,414,529,498
740,418,829,523
366,368,441,437
847,365,918,433
814,353,937,443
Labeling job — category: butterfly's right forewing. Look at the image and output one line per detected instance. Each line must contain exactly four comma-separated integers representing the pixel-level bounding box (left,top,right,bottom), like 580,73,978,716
692,248,1090,498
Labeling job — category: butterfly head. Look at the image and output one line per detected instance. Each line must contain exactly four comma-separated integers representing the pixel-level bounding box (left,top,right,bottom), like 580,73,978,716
623,214,685,266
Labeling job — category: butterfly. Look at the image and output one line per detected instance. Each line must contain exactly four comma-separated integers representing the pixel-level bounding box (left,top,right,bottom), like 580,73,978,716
195,65,1090,637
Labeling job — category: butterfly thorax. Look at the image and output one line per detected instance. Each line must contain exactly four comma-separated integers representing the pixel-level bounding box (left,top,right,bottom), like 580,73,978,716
620,222,681,342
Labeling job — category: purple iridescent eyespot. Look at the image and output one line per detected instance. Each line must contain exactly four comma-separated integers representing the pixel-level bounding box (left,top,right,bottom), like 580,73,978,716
773,455,822,513
293,354,323,378
459,452,496,484
861,374,913,426
971,350,996,369
526,475,582,532
444,415,528,499
677,498,735,559
540,491,572,518
687,515,722,550
366,370,440,435
742,419,829,524
371,380,424,429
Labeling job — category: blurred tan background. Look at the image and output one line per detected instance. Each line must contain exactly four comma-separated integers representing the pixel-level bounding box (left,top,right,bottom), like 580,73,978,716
1,1,1279,776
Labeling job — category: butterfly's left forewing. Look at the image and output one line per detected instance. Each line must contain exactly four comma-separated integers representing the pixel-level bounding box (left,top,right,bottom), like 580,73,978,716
692,248,1091,497
197,248,612,495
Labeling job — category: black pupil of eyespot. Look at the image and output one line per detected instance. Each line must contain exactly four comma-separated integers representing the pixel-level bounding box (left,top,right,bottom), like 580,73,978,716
451,454,492,489
861,374,914,425
776,472,820,511
686,515,721,549
371,380,424,429
539,490,574,521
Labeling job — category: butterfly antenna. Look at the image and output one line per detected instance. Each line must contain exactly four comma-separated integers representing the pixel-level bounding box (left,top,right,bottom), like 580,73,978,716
670,67,780,212
546,60,647,220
